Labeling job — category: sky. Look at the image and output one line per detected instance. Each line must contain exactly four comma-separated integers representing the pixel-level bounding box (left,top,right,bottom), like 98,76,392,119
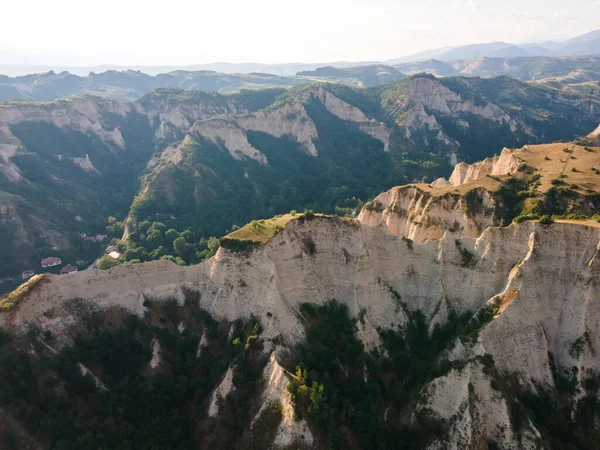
1,0,599,66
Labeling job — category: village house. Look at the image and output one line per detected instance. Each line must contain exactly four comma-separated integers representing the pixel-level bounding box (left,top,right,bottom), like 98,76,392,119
41,257,62,268
60,265,78,275
21,270,35,280
95,234,107,242
108,251,122,259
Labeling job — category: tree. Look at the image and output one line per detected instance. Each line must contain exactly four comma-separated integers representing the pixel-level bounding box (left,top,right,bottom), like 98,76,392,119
165,229,180,245
207,237,220,253
151,222,167,234
138,221,151,234
98,255,119,270
173,237,190,260
145,230,163,250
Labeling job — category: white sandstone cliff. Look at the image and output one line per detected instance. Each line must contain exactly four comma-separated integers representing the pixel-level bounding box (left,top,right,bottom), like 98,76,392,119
448,147,523,186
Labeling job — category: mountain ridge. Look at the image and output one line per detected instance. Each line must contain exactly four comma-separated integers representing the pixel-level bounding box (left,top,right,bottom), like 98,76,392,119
2,77,600,279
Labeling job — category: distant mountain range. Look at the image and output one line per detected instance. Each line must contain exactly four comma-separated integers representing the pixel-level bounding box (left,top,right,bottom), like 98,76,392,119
394,55,600,82
1,55,600,103
1,29,597,79
0,28,597,103
386,28,600,64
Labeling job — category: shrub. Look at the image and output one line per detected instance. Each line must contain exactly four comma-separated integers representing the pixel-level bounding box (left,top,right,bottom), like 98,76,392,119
513,214,539,223
464,189,483,217
303,209,315,220
219,237,260,252
539,215,554,225
302,237,316,255
455,240,476,267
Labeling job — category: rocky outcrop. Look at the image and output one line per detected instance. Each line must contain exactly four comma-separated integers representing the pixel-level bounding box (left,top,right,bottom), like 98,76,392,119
419,361,541,449
238,100,319,156
388,77,541,158
403,77,522,133
0,97,131,182
358,185,499,242
208,367,235,417
310,87,391,151
190,117,268,163
145,96,253,142
0,97,129,150
254,353,314,448
72,153,99,173
448,147,523,186
166,86,392,164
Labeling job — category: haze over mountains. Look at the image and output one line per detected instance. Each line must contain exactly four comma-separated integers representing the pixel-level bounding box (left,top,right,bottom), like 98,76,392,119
387,28,600,64
0,28,597,103
1,28,598,79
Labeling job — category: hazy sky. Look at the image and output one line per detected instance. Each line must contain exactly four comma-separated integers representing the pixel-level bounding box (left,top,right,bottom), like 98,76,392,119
2,0,599,65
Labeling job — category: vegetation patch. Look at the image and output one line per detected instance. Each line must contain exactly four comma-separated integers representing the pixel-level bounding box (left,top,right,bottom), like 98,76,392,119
286,300,502,449
463,188,484,217
222,214,295,246
0,274,48,311
0,299,270,449
455,240,476,268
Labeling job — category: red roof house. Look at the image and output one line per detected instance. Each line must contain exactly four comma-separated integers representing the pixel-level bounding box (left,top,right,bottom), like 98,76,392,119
60,265,78,275
41,257,62,268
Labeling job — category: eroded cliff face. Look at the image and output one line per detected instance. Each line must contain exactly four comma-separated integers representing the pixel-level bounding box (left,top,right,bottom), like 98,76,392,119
402,77,523,133
180,86,392,160
388,77,540,160
358,185,499,242
448,147,523,186
2,215,600,448
309,87,391,151
190,117,268,163
237,100,319,156
144,96,251,143
0,97,132,181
